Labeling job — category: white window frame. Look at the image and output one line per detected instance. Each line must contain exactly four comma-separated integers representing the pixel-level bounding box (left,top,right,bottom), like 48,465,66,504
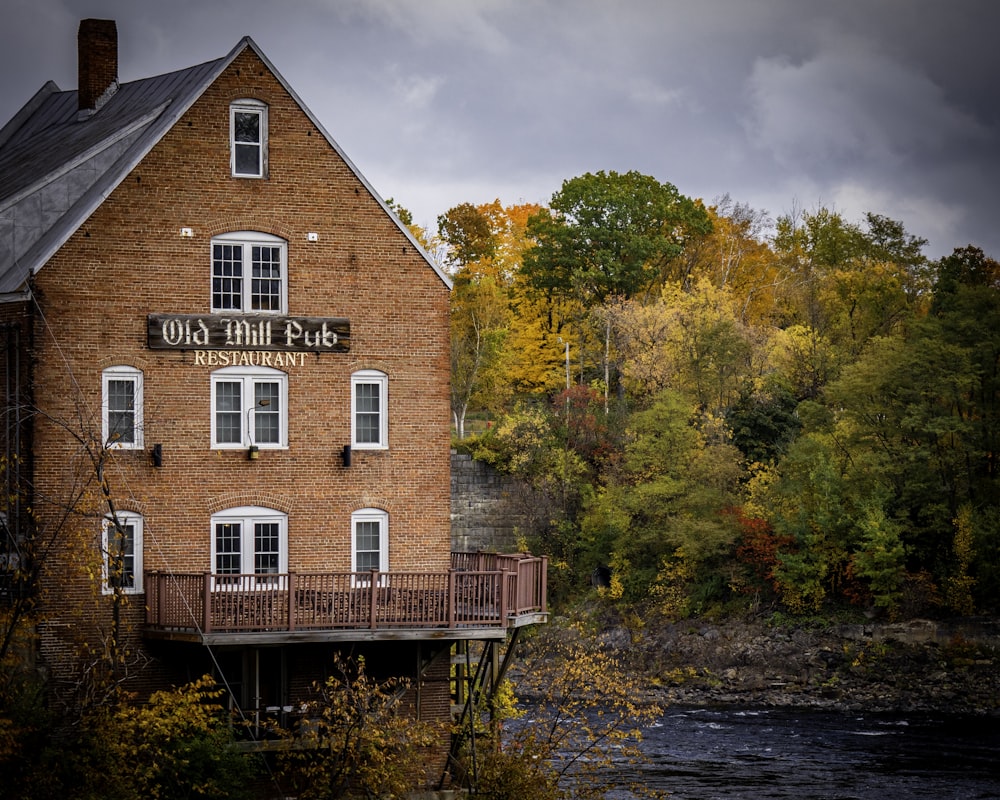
351,370,388,450
230,100,268,178
102,365,143,449
102,511,143,595
210,506,288,590
211,365,288,449
211,231,288,314
351,508,389,582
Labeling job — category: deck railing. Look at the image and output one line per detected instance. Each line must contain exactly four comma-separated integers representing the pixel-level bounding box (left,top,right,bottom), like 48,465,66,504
144,552,547,635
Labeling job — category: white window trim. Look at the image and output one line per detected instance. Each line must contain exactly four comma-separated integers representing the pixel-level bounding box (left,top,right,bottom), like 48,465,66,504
210,365,288,449
102,511,143,595
351,369,388,450
210,506,288,590
102,365,144,449
210,231,288,314
351,508,389,583
230,99,268,178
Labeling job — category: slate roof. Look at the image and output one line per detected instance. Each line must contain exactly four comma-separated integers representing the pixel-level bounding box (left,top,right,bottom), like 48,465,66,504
0,36,448,294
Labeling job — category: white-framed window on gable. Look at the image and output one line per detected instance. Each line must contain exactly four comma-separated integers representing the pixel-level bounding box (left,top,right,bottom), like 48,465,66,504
351,508,388,576
102,511,143,594
102,366,143,449
211,506,287,589
230,100,267,178
211,365,287,449
211,232,287,314
351,370,388,450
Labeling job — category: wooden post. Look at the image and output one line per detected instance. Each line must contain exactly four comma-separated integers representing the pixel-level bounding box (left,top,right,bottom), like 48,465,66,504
540,556,548,613
370,570,379,630
499,571,509,626
447,569,456,628
151,571,160,625
287,571,296,632
203,573,212,633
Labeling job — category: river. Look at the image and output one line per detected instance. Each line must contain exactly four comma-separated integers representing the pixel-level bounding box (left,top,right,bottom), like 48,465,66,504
606,707,1000,799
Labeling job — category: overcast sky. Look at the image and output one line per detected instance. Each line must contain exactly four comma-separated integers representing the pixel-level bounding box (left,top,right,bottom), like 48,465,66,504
2,0,997,260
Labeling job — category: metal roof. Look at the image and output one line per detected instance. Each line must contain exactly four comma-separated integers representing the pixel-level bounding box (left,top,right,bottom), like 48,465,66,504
0,58,224,210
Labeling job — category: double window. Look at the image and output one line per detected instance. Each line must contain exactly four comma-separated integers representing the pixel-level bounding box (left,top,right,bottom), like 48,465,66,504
102,511,143,594
351,508,388,574
102,366,143,449
230,100,267,178
351,370,388,450
211,232,287,313
211,506,287,588
211,366,288,449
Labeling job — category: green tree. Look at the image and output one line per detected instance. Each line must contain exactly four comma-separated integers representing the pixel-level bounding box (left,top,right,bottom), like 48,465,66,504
580,390,742,603
932,245,1000,303
754,430,853,612
772,207,924,364
850,502,906,616
725,382,800,466
522,170,711,307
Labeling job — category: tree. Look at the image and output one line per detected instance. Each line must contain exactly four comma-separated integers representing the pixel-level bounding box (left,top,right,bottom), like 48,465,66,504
438,202,497,271
385,197,441,262
932,245,1000,304
468,618,662,799
74,676,256,800
522,170,711,307
611,279,761,414
277,654,439,799
771,207,924,363
580,390,742,603
850,503,906,616
450,270,510,438
442,201,545,434
683,195,785,325
768,438,851,611
725,382,800,466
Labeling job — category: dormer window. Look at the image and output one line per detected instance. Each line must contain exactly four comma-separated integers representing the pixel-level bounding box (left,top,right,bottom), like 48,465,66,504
211,232,287,313
230,100,267,178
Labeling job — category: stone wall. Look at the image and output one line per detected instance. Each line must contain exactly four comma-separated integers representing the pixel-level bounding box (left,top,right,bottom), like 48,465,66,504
450,451,524,553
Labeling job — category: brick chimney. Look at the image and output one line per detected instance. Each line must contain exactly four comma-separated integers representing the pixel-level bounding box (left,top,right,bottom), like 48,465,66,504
78,19,118,114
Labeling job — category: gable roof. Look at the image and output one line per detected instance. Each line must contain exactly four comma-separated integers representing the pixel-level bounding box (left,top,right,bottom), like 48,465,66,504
0,36,449,294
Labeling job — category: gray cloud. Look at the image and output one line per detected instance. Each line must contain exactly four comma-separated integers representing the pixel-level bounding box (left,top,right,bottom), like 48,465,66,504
1,0,997,258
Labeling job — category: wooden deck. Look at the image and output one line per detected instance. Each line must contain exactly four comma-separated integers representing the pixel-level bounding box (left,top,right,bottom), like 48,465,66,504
143,552,547,643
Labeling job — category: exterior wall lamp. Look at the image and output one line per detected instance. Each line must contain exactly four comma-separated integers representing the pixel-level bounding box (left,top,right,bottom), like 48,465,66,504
247,398,271,461
341,444,351,468
151,443,163,468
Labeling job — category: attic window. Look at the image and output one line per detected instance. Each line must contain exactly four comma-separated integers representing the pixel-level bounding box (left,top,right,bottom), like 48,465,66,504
230,100,267,178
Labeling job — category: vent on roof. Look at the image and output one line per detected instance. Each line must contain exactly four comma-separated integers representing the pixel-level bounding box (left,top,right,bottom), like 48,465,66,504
78,19,118,116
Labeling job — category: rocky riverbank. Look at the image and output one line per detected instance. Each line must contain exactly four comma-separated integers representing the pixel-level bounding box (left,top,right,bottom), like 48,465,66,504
583,612,1000,716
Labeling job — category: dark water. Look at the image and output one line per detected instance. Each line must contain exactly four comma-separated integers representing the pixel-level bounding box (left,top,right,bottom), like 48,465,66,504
610,707,1000,799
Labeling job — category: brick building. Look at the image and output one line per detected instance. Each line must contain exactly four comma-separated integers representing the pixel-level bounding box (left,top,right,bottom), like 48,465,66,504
0,20,545,789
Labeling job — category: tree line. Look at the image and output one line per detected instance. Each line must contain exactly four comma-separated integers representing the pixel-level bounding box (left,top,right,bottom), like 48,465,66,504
412,171,1000,619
